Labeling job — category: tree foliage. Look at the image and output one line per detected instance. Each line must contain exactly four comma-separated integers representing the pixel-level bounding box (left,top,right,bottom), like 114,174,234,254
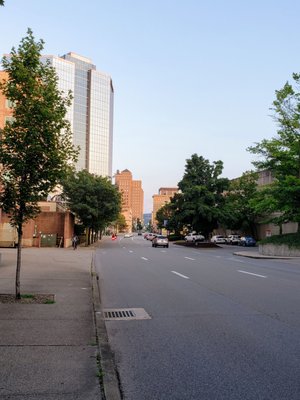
0,29,78,298
221,171,260,236
115,213,127,232
62,169,121,239
175,154,229,237
248,73,300,232
155,197,183,234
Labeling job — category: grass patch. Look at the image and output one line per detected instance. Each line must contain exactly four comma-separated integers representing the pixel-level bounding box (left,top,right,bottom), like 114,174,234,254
21,294,34,299
259,233,300,248
44,299,55,304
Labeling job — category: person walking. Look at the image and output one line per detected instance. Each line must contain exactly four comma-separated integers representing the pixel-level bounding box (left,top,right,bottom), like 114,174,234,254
72,235,79,250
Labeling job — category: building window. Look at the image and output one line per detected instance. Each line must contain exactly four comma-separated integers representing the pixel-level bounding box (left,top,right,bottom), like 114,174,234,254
5,116,15,125
5,99,15,109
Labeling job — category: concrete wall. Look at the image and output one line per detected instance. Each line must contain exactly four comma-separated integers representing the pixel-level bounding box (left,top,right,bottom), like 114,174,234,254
259,244,300,257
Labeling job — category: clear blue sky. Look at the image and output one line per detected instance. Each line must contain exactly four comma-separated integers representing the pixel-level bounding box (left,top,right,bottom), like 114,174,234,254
1,0,300,212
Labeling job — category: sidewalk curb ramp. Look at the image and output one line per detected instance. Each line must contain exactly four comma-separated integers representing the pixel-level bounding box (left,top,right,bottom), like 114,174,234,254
91,254,122,400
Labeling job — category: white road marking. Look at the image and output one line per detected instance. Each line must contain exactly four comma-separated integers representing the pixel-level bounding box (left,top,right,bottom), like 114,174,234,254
129,250,133,253
171,271,190,279
184,257,195,261
238,270,267,278
141,257,148,261
161,250,166,253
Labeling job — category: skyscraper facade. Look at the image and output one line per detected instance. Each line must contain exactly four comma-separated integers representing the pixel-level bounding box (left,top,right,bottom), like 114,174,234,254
43,52,114,178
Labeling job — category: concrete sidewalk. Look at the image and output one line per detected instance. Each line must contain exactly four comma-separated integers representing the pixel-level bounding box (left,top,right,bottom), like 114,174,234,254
0,246,102,400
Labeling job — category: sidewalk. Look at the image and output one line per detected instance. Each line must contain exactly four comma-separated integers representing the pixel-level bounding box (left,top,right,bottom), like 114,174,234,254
0,246,102,400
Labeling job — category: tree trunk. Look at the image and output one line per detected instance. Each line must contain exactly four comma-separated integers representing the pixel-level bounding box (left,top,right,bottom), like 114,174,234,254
16,225,22,300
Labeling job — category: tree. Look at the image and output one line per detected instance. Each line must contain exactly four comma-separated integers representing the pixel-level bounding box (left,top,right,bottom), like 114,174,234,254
155,198,183,234
176,154,229,237
114,213,127,232
221,171,260,237
248,73,300,232
62,169,121,243
0,29,78,299
0,1,4,6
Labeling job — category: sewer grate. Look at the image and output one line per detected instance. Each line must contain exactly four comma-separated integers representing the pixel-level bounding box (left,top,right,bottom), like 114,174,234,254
103,308,151,321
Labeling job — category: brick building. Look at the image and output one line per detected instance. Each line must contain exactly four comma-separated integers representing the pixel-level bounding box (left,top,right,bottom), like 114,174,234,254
0,202,74,248
114,169,144,232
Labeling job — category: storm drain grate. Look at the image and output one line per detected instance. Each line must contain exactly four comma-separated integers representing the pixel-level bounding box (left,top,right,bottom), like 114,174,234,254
103,308,151,321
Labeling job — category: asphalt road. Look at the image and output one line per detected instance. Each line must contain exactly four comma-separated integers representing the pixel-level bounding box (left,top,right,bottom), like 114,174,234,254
95,235,300,400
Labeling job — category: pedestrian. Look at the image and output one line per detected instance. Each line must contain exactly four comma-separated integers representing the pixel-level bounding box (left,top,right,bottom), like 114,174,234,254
72,234,79,250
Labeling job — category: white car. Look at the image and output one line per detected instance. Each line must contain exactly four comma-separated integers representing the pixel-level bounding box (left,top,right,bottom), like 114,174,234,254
211,235,226,244
226,234,241,245
146,233,157,241
124,233,133,238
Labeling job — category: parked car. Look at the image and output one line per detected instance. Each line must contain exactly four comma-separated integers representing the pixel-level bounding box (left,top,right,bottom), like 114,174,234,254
211,235,226,244
152,235,169,248
184,232,205,243
238,236,256,247
146,233,157,241
226,234,241,245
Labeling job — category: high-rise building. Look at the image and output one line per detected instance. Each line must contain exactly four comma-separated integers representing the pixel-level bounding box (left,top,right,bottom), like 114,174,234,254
1,53,113,178
43,52,114,178
152,187,178,227
115,169,144,231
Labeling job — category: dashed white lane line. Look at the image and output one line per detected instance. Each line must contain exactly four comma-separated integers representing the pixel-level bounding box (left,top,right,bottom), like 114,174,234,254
184,257,195,261
171,271,190,279
238,270,267,278
129,250,133,253
141,257,148,261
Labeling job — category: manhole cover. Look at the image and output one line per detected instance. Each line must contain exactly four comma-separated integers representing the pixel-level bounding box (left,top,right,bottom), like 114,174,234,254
103,308,151,321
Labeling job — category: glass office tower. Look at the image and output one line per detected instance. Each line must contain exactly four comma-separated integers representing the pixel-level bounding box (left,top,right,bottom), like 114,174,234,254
44,53,114,178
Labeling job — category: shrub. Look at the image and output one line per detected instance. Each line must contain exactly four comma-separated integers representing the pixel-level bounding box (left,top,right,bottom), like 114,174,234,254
259,233,300,248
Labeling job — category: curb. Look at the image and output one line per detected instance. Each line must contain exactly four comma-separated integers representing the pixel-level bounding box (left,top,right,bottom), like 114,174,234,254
91,255,122,400
233,251,297,259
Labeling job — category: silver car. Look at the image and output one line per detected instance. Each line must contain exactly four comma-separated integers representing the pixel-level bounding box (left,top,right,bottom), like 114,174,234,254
152,235,169,248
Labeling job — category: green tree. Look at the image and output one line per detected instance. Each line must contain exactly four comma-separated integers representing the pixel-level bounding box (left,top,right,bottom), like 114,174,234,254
248,73,300,232
155,198,183,234
62,169,121,244
0,1,4,6
176,154,229,237
0,29,78,299
222,171,259,237
114,213,127,232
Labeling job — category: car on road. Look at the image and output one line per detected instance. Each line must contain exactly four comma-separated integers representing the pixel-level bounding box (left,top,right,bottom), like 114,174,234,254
146,233,157,241
211,235,226,244
152,235,169,248
238,236,256,246
124,233,133,238
226,234,241,245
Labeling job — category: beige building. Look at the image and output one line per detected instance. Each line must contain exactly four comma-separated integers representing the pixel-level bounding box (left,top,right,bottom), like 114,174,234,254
152,187,178,228
114,169,144,232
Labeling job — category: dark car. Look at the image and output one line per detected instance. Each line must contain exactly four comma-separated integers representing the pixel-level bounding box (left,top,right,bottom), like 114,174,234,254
238,236,256,247
152,235,169,248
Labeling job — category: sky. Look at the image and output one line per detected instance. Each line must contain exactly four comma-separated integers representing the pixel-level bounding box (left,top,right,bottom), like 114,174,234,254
1,0,300,212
